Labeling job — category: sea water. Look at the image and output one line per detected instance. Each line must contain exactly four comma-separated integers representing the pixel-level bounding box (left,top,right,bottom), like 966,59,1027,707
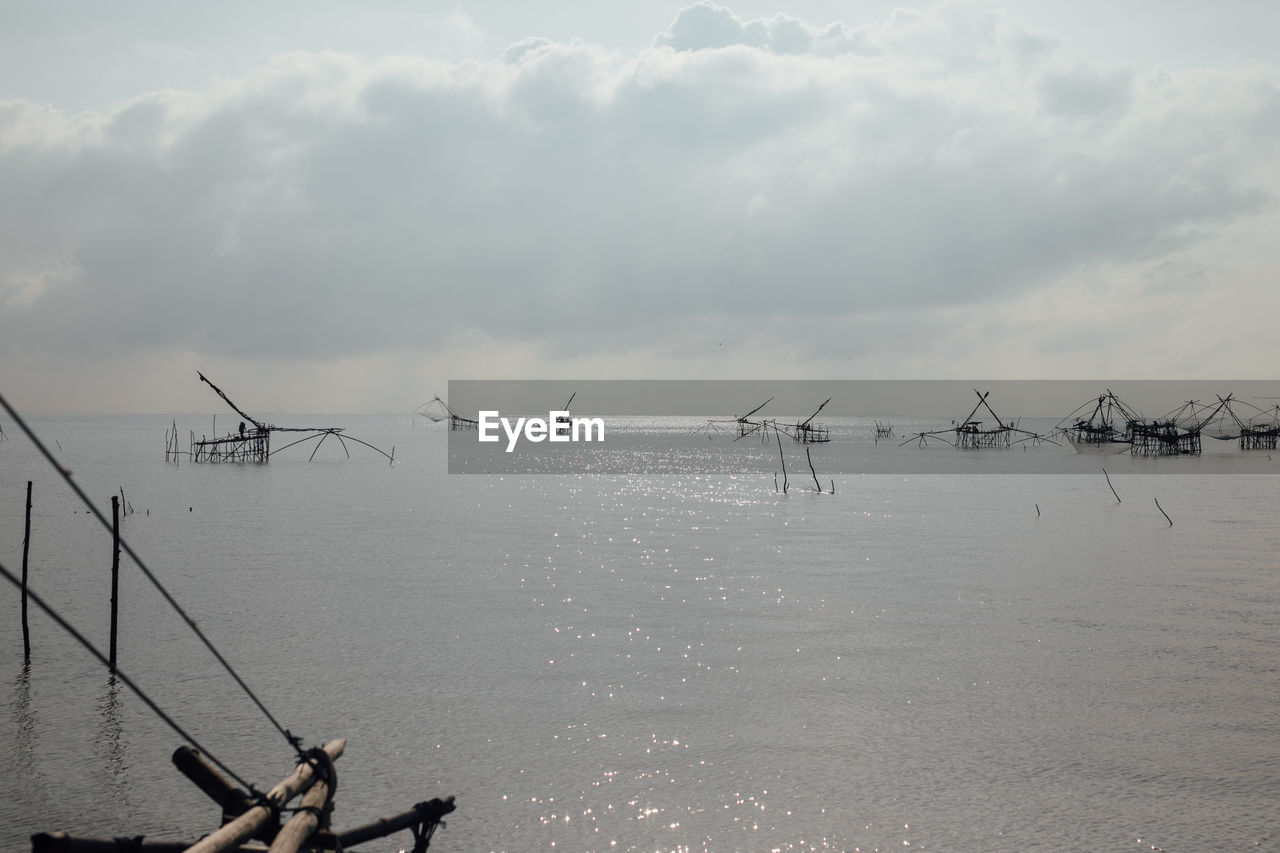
2,414,1279,851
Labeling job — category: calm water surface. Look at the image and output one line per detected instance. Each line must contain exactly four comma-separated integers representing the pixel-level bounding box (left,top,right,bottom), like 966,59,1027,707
2,414,1279,851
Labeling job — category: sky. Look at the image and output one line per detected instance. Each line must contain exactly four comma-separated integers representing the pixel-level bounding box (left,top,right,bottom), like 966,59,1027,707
2,0,1278,414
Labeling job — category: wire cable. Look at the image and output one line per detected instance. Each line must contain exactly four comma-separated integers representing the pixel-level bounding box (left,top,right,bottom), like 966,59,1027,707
0,559,260,794
0,390,306,758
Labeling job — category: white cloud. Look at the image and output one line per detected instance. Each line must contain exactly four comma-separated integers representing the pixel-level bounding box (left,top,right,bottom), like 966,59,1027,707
1,2,1278,411
654,2,875,56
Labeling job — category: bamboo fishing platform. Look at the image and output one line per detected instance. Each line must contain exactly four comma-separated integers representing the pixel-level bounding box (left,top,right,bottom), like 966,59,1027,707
31,741,455,852
169,374,394,465
1238,423,1280,450
1057,390,1138,449
712,396,833,443
1218,396,1280,450
191,425,273,463
904,389,1055,449
734,396,772,439
1128,418,1201,456
1126,398,1230,457
788,398,831,444
416,395,478,431
1056,391,1241,456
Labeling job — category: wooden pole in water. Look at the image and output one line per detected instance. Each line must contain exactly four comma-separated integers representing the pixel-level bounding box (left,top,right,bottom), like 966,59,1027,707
774,425,788,493
184,739,345,853
109,495,120,673
1102,468,1121,503
22,480,32,661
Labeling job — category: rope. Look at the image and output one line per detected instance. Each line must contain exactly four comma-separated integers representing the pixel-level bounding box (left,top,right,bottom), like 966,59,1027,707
302,745,338,808
0,391,306,757
409,816,443,853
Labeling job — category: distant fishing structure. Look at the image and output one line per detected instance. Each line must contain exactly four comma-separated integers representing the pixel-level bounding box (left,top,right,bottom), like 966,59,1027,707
1198,394,1280,451
1125,398,1222,456
416,395,479,430
903,389,1056,449
701,396,833,444
168,372,395,464
554,391,576,430
787,398,832,444
1056,389,1141,453
416,391,576,432
734,396,773,439
1056,390,1275,456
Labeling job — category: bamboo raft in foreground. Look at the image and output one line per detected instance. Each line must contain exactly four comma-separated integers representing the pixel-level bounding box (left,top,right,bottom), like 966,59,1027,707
30,740,455,853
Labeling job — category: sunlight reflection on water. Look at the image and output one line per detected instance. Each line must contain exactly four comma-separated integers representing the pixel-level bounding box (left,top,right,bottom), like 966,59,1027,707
2,417,1279,850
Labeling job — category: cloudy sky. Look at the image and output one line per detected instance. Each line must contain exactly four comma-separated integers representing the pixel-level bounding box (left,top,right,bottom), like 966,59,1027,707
2,1,1277,413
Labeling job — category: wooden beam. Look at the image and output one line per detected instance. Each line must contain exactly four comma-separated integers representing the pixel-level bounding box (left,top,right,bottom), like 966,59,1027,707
266,752,335,853
336,797,456,849
32,835,268,852
32,798,457,853
171,747,255,819
197,372,264,431
183,740,345,853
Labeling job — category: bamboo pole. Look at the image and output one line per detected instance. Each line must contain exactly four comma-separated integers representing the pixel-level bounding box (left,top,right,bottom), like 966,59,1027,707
109,495,120,673
172,746,254,818
22,480,32,661
1102,468,1121,503
184,739,345,853
267,752,335,853
337,797,456,848
30,796,457,853
33,834,269,852
774,425,788,494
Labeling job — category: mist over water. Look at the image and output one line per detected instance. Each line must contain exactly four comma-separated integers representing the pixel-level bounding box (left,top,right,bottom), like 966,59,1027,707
3,415,1279,851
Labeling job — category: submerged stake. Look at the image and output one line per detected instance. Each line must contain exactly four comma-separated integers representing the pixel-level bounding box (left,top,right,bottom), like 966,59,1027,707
1102,468,1121,503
